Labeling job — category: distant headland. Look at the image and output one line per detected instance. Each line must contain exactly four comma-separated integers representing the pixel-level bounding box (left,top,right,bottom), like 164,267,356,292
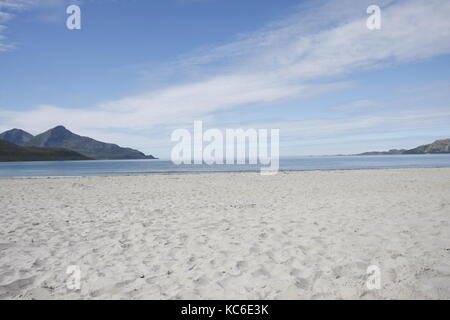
357,138,450,155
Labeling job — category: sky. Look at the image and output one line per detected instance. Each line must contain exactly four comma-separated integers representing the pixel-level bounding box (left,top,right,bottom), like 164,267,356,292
0,0,450,158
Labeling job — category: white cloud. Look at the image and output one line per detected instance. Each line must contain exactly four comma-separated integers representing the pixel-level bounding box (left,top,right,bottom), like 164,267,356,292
330,100,377,112
277,108,450,141
0,0,77,50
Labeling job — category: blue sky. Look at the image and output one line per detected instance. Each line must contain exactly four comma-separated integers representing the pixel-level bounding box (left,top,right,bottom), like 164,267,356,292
1,0,450,158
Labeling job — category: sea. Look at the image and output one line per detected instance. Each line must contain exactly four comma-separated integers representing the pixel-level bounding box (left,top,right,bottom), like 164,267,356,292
0,154,449,177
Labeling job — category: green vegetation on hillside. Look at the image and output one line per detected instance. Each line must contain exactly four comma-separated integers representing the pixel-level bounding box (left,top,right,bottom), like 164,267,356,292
0,139,92,162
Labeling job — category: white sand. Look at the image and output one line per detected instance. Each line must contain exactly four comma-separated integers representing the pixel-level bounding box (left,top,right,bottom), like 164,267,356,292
0,168,449,300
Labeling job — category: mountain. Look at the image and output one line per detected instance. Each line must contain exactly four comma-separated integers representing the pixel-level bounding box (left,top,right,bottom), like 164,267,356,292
358,149,407,156
0,139,91,162
0,129,34,146
403,139,450,154
24,126,156,160
358,138,450,155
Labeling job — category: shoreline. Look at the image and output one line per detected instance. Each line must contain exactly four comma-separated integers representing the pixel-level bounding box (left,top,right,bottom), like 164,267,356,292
1,165,450,179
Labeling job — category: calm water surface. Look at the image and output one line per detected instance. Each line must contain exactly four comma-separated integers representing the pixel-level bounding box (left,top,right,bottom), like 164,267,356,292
0,154,449,177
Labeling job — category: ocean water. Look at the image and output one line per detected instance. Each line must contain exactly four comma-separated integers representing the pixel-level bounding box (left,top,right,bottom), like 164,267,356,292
0,154,449,177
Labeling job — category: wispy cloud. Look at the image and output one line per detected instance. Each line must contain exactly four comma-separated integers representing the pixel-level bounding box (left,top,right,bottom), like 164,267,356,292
329,100,377,112
1,0,450,155
0,0,77,50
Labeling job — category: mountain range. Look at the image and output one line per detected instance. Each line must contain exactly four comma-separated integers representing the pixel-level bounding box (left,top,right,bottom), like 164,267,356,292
0,126,157,160
358,138,450,155
1,126,448,161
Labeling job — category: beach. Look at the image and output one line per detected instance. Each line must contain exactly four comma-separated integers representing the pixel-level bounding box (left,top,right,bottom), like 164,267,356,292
0,168,449,299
